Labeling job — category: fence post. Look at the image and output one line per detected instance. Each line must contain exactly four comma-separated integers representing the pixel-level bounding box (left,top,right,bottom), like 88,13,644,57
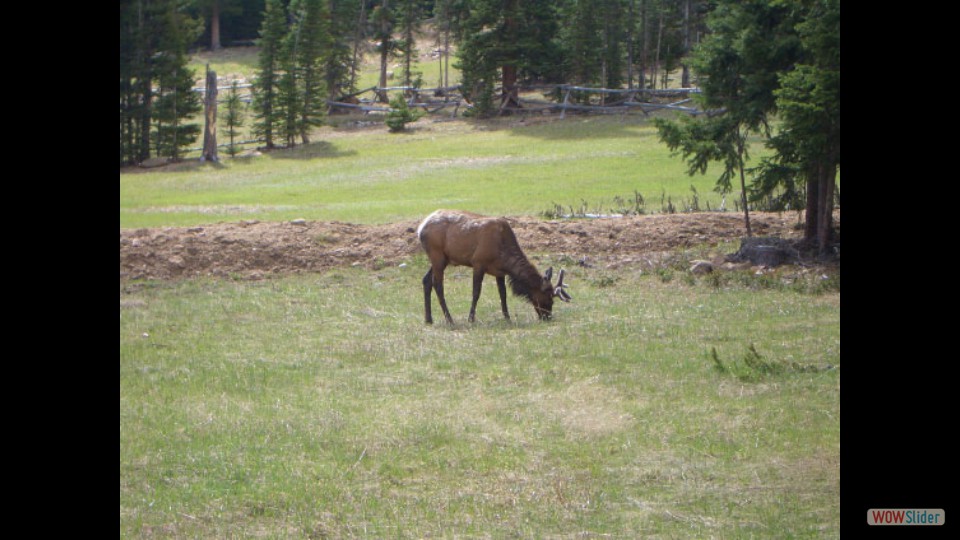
559,87,572,120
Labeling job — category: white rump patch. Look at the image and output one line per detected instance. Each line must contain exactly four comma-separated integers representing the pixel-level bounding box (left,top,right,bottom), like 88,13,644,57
416,210,442,240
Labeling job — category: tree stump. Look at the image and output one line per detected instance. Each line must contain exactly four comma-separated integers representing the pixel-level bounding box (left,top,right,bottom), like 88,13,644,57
202,64,218,162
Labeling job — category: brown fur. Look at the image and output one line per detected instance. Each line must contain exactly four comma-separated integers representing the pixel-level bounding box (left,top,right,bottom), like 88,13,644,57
417,210,570,324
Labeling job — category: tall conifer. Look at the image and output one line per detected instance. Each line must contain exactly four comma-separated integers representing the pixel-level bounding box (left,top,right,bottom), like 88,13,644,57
252,0,287,149
292,0,328,144
119,0,201,165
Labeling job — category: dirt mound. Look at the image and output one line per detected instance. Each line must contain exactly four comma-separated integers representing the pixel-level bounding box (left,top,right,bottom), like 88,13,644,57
119,212,825,281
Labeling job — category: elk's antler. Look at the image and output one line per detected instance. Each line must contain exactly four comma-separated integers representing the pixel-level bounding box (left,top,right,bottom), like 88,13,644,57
554,269,572,302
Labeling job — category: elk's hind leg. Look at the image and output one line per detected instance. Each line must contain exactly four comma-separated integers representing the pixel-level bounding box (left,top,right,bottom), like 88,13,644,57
422,269,434,324
428,261,455,324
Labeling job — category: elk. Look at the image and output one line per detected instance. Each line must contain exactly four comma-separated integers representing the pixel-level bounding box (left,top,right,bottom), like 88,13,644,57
417,210,571,324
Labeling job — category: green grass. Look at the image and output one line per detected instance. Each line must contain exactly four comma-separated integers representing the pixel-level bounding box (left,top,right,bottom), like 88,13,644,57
120,114,765,228
120,262,840,537
129,45,767,229
123,45,838,537
189,46,260,82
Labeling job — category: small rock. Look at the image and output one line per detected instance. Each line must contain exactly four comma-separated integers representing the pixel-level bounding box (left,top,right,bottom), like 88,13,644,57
290,219,307,226
690,260,713,275
727,237,794,267
139,157,169,168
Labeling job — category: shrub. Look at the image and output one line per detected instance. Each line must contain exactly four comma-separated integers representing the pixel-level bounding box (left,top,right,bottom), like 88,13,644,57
385,95,424,133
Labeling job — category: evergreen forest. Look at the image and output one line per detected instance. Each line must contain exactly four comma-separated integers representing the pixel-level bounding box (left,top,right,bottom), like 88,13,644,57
119,0,838,252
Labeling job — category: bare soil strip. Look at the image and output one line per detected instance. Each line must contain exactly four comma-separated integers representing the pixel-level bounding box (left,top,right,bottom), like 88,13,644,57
120,212,826,281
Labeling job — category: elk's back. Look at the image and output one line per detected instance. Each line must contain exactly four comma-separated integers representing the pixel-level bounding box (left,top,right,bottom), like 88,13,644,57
417,210,515,271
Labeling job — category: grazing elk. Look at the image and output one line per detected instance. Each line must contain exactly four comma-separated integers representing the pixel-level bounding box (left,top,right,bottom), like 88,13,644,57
417,210,571,324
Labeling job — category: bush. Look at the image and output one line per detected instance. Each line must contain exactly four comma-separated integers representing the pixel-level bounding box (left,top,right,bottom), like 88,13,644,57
385,95,424,133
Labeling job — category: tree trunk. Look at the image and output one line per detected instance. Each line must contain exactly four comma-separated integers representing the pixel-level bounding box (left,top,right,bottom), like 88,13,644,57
137,0,152,163
402,4,414,91
377,0,390,103
350,0,367,95
681,0,691,88
639,0,649,89
816,161,836,257
654,10,664,89
737,135,752,237
443,24,450,88
804,164,819,243
500,64,520,110
500,4,520,111
626,0,636,89
202,65,219,162
211,0,222,51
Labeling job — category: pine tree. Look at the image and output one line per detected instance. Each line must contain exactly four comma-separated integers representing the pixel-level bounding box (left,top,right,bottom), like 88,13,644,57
253,0,330,149
757,0,840,254
149,1,203,161
373,0,397,103
456,0,561,117
562,0,603,89
653,0,807,238
434,0,456,88
385,93,424,132
277,8,304,148
120,0,150,165
252,0,287,149
152,38,201,160
396,0,423,89
558,0,630,92
119,0,202,165
292,0,328,144
328,0,364,98
223,81,246,156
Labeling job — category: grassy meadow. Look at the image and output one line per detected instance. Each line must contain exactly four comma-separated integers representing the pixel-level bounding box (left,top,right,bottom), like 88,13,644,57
120,114,762,229
121,47,839,538
120,261,840,537
124,44,763,229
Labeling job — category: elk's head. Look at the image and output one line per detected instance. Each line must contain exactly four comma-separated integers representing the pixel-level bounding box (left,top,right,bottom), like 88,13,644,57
532,267,572,320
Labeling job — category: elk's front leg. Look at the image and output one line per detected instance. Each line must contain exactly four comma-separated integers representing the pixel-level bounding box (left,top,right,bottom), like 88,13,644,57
469,269,485,323
496,276,510,320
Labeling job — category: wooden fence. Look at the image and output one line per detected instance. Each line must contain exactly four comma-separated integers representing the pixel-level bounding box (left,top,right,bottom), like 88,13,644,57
187,82,715,154
195,81,714,119
325,84,716,118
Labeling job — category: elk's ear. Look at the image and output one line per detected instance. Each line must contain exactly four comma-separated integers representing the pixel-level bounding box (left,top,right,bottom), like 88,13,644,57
544,267,553,281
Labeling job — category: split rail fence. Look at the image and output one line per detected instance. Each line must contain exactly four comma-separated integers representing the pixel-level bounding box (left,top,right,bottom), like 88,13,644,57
187,82,716,154
325,84,716,118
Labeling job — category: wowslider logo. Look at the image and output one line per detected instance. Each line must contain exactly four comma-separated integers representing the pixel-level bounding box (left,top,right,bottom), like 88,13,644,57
867,509,945,526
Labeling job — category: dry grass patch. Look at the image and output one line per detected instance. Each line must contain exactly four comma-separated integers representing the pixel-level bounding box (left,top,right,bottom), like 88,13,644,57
532,377,636,439
121,264,839,537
